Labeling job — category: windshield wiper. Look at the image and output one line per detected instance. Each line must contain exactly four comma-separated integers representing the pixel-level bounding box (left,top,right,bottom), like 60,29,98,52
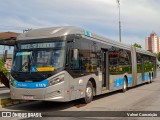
15,54,46,79
16,60,29,72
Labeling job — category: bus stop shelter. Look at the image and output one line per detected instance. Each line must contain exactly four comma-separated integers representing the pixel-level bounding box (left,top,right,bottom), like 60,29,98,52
0,32,19,88
0,32,19,46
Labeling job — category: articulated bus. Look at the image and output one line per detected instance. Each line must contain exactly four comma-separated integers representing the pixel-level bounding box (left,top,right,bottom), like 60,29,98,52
10,26,157,103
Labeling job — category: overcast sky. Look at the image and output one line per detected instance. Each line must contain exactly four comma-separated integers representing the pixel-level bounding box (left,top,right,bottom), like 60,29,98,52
0,0,160,52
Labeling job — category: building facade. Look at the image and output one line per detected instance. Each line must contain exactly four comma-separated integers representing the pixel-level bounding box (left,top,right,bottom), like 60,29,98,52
145,32,160,53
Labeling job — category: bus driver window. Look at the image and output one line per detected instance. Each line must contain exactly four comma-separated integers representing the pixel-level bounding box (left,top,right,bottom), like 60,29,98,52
71,49,80,69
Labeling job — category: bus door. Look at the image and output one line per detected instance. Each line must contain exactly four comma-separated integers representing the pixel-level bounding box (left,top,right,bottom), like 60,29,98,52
102,49,109,90
141,57,145,82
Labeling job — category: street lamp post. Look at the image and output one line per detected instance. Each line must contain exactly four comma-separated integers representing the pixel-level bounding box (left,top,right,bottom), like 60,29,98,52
117,0,121,42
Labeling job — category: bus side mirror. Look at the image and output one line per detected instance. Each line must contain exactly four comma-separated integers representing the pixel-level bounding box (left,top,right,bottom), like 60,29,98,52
72,49,79,61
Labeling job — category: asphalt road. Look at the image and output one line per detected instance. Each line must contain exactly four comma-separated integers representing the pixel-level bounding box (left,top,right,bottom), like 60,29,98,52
1,70,160,120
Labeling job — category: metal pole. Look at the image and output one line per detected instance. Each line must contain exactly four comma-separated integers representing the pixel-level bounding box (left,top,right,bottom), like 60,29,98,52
117,0,121,42
3,44,6,62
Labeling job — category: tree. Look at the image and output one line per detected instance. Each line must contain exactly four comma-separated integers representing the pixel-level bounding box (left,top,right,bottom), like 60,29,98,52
134,43,142,48
0,59,6,71
0,59,8,77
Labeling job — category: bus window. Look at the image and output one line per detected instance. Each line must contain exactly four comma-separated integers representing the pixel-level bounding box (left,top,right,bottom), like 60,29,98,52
144,55,152,72
80,40,99,73
69,38,99,73
119,50,131,74
70,49,81,69
109,51,119,66
119,50,129,65
109,47,119,74
137,53,142,73
109,48,131,74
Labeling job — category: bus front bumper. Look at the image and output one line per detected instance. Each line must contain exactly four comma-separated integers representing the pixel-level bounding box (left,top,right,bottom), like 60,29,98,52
10,82,66,102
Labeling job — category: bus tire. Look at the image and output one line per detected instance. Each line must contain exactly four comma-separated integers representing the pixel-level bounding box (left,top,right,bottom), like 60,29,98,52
83,81,93,104
151,72,154,82
148,73,151,84
122,77,127,92
149,73,152,83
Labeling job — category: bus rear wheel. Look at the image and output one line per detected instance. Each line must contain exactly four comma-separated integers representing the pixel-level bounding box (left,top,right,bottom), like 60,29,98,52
148,73,152,83
83,81,93,104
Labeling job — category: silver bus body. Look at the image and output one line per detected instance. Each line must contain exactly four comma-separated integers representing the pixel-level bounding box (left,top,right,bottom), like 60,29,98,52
10,26,157,102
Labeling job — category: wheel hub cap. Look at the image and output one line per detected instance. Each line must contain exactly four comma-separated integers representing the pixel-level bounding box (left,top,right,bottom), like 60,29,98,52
86,87,92,98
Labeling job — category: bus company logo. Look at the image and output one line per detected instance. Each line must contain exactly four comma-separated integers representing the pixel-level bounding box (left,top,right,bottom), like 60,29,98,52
17,83,27,87
2,112,11,117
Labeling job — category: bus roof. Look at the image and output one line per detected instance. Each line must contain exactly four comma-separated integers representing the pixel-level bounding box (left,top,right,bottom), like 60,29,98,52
17,26,84,40
17,26,156,57
136,47,156,57
17,26,131,49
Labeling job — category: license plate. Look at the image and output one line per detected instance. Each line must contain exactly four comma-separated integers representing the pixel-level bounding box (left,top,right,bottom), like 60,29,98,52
23,95,33,100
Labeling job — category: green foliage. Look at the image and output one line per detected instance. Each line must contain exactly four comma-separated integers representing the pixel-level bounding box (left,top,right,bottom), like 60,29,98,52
0,59,7,71
134,43,142,48
137,64,142,73
0,59,8,77
144,61,152,72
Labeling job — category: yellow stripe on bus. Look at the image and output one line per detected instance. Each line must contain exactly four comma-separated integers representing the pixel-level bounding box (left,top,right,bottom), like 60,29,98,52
36,67,54,72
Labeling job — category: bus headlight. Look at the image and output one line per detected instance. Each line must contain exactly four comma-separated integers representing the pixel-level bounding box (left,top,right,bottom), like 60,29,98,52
49,74,64,86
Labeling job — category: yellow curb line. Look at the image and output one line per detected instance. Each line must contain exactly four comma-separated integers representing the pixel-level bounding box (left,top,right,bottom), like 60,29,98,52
0,98,29,108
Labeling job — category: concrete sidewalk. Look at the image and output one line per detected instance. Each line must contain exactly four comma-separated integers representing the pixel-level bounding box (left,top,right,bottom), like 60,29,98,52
0,86,29,108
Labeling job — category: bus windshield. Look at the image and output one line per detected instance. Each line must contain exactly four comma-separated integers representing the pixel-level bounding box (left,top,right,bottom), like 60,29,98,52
11,41,65,81
12,49,65,72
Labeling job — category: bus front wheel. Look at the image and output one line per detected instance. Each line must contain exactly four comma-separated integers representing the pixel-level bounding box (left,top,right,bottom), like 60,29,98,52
122,77,127,92
83,81,93,104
